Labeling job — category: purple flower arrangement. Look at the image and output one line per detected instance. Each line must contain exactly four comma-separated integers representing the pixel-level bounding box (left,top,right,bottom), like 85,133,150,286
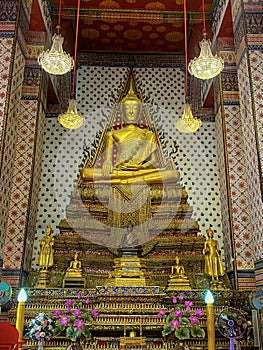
27,312,55,341
53,293,99,342
158,294,205,340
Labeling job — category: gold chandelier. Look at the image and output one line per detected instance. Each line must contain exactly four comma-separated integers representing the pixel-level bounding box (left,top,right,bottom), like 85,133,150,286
58,0,84,129
188,0,224,80
176,0,202,133
38,0,73,75
58,99,84,129
176,101,202,133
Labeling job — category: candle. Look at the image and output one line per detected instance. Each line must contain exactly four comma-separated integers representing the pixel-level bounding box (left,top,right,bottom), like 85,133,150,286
205,290,215,350
140,317,142,336
16,288,28,341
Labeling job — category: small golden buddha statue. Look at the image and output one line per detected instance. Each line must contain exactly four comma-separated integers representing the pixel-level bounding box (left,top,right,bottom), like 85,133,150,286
38,225,54,270
64,253,83,278
81,82,179,185
204,228,224,281
170,256,188,280
167,256,191,290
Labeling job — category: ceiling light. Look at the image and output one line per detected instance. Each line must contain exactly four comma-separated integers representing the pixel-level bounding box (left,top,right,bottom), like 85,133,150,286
188,0,224,80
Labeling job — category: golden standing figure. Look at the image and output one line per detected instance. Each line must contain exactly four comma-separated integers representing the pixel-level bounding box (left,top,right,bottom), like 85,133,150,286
38,225,54,269
81,82,179,185
204,228,224,280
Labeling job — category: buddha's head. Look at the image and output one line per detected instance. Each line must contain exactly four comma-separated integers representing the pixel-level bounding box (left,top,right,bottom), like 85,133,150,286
121,83,142,124
46,225,53,235
206,228,214,238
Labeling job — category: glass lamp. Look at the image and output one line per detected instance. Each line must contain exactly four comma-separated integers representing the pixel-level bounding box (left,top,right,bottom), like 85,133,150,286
176,102,202,133
188,0,223,80
58,99,84,129
188,37,224,80
176,0,202,133
58,0,84,129
38,26,74,75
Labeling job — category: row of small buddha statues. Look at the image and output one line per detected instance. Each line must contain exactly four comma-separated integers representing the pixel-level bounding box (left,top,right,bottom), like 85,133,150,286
36,226,225,290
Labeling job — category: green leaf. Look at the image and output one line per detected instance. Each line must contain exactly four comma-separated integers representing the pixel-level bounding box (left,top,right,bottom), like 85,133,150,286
166,312,175,323
66,327,78,341
180,317,190,325
162,323,173,336
191,325,205,338
175,327,190,340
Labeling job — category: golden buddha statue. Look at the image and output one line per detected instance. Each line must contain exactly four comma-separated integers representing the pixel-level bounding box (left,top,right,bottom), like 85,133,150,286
204,228,224,281
38,225,54,270
170,256,188,280
64,253,83,278
81,82,179,185
167,256,191,290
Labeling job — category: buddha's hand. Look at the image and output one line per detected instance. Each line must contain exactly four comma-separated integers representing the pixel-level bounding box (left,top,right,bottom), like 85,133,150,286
102,160,113,176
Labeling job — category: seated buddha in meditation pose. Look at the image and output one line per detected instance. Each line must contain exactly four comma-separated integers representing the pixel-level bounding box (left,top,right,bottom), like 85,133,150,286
64,253,83,278
170,256,189,280
81,81,179,185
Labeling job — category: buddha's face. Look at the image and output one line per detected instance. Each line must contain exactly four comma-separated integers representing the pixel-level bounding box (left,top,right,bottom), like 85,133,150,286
207,229,213,238
122,100,141,124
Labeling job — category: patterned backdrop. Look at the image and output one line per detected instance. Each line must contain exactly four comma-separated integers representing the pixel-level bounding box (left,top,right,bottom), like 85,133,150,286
33,66,222,266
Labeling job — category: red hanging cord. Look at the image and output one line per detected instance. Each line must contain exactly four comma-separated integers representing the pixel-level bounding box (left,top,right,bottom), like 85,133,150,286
72,0,81,97
57,0,62,26
202,0,207,35
183,0,188,100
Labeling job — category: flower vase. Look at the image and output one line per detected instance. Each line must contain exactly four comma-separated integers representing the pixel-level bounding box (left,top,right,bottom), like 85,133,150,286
38,340,44,350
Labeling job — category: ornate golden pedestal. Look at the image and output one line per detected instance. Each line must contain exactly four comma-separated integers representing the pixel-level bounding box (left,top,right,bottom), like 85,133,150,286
106,256,149,287
35,269,50,288
167,277,191,291
210,279,224,290
62,276,86,288
120,335,147,348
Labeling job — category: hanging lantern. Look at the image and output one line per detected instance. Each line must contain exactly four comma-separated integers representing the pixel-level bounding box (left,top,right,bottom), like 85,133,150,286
188,0,224,80
176,102,202,133
38,0,74,75
58,0,84,129
176,0,202,133
58,99,84,129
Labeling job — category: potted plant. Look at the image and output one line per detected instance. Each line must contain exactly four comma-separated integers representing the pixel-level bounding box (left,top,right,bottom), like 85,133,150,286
158,294,205,347
53,293,99,347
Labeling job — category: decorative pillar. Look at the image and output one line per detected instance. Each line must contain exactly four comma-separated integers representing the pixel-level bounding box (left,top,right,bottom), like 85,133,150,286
215,37,255,289
0,0,20,271
231,0,263,288
0,0,51,286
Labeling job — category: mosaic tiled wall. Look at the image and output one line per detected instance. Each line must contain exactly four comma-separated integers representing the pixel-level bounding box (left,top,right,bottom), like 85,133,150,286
215,107,233,273
0,43,25,268
0,0,47,284
0,37,14,255
34,66,223,267
215,39,256,288
0,0,18,257
237,53,263,256
231,0,263,287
